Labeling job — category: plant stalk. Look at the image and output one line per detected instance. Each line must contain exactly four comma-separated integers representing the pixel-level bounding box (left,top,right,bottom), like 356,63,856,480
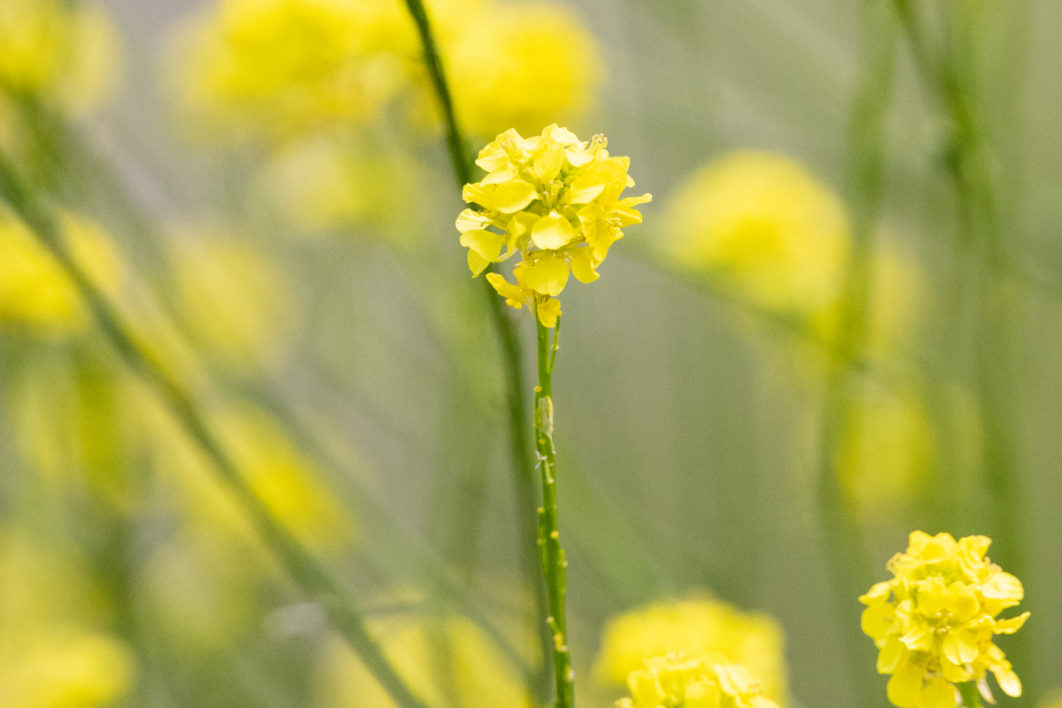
534,315,574,708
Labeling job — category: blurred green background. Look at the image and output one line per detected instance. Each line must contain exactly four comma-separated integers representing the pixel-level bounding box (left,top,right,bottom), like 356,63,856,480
1,0,1060,706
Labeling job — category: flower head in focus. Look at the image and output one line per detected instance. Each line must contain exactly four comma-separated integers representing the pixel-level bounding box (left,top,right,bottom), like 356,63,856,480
617,653,779,708
594,592,787,704
860,531,1029,707
458,124,651,327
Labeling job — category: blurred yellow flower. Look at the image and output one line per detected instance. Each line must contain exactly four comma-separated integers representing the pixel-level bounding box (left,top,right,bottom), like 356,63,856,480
0,211,123,333
836,383,933,520
318,607,529,707
662,151,849,322
0,530,135,708
860,531,1028,707
0,630,135,708
459,124,651,327
439,2,602,137
167,232,295,366
617,653,778,708
0,0,119,114
167,0,410,142
157,405,354,552
595,592,787,705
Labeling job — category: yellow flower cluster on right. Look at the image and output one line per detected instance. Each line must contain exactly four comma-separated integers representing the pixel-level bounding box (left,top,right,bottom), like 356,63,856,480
860,531,1029,708
617,654,778,708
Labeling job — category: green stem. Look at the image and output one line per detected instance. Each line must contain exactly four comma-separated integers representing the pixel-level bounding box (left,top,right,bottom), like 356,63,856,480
399,0,550,700
534,315,574,708
957,681,984,708
0,154,429,708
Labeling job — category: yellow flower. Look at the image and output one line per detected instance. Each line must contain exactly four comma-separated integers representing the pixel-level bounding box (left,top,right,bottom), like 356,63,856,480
0,211,123,333
860,531,1029,707
439,2,602,137
616,653,779,708
166,0,409,143
0,0,119,114
458,124,651,327
594,592,787,704
661,151,849,322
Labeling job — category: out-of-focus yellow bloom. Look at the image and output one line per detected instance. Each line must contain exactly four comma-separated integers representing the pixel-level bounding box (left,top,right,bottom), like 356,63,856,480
0,211,123,333
156,405,353,551
0,0,119,113
168,232,294,366
167,0,410,142
1,630,135,708
0,530,135,708
318,608,528,707
595,592,787,704
458,124,650,327
662,151,849,322
837,384,933,520
616,653,778,708
439,2,602,137
860,531,1029,707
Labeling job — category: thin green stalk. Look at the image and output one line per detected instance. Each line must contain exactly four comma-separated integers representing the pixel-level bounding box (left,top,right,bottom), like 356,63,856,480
399,0,551,700
0,154,429,708
814,0,897,702
534,315,573,708
957,681,984,708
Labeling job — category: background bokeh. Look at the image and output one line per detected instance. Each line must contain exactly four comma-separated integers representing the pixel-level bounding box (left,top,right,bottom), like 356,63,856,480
2,0,1060,706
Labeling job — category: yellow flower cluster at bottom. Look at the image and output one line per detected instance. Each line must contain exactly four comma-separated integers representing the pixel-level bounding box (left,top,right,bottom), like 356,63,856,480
617,654,778,708
860,531,1028,707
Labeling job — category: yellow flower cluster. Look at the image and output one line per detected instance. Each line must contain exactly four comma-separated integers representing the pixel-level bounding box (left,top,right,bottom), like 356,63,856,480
860,531,1029,708
617,654,779,708
594,593,787,705
458,124,651,327
167,0,600,143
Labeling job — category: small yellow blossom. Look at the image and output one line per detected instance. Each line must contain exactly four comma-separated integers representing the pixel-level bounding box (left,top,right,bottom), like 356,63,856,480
617,654,779,708
595,592,787,704
0,211,123,333
860,531,1029,707
661,151,849,321
458,124,650,327
166,0,409,143
440,2,602,137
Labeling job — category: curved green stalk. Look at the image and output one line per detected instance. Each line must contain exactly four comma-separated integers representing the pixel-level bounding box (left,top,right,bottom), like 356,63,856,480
399,0,551,700
534,315,573,708
814,0,897,703
0,154,429,708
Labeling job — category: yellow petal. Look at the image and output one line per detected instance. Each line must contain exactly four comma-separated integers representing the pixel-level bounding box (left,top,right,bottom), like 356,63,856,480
993,666,1022,697
485,272,524,308
523,253,570,296
467,249,489,276
463,179,538,214
535,297,561,328
921,677,957,708
455,208,490,233
570,248,599,283
459,229,506,262
941,629,980,665
886,667,923,706
531,212,578,250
